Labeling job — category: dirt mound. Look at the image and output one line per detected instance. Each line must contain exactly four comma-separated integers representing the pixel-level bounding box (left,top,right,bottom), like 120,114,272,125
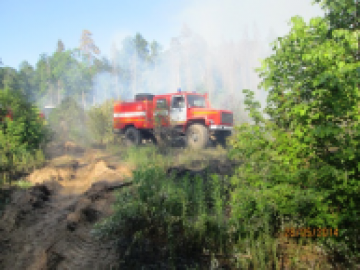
26,154,132,196
27,166,77,184
45,141,86,159
85,160,132,183
0,179,132,270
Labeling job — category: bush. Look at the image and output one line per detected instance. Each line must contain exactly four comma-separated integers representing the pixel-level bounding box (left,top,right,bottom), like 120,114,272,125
93,166,231,268
86,99,116,145
254,13,360,262
223,5,360,264
0,88,49,182
228,86,359,265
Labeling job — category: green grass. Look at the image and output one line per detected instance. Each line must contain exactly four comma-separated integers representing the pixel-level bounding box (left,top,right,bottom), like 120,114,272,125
1,149,45,186
12,179,33,189
92,160,348,269
123,145,171,168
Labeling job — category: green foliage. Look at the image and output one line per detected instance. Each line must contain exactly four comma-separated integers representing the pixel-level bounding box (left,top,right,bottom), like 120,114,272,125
12,179,33,189
228,1,360,263
242,89,265,125
0,67,20,90
0,88,49,182
86,99,115,145
313,0,358,32
93,166,231,268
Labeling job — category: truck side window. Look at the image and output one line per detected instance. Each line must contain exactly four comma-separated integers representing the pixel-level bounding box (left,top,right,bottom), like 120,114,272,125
156,98,168,109
172,96,185,109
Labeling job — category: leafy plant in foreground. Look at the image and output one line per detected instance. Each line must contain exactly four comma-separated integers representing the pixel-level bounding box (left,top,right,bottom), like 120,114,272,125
229,0,359,263
93,166,231,268
0,88,49,182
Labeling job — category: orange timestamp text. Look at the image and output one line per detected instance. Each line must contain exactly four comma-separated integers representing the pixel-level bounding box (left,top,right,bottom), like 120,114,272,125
282,227,339,238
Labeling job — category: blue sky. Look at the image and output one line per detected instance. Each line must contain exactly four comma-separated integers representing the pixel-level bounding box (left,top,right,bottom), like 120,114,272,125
1,0,325,69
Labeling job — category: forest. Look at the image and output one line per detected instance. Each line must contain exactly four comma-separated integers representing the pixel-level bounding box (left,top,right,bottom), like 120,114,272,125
0,0,359,269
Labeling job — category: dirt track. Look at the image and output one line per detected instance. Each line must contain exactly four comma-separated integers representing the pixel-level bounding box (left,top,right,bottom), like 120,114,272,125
0,142,134,270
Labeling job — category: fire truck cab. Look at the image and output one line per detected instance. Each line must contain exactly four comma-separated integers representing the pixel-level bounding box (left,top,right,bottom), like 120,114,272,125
113,90,233,149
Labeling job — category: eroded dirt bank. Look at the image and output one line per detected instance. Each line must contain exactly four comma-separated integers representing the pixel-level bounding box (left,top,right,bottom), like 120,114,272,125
0,142,136,270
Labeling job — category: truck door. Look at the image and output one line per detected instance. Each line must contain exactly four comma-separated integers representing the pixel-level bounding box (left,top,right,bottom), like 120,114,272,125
170,95,187,125
154,97,169,126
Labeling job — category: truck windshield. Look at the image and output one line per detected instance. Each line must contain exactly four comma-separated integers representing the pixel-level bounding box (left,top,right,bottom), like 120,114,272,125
187,95,206,108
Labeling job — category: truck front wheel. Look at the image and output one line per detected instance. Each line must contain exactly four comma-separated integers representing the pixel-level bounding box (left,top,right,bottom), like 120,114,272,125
124,127,142,146
186,124,209,150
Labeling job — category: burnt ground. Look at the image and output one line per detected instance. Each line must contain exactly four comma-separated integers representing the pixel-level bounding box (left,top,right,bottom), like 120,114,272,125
0,142,238,270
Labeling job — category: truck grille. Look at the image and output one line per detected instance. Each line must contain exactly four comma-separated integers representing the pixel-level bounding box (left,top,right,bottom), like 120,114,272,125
221,112,233,125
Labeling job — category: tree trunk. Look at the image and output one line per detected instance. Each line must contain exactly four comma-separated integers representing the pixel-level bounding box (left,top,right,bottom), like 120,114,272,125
82,91,85,109
57,80,61,106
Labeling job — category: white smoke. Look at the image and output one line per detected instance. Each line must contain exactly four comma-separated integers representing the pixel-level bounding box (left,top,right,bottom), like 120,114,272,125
91,0,325,123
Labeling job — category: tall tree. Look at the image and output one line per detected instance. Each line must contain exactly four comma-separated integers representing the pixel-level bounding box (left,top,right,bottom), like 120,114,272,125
79,30,100,107
111,42,120,100
34,54,50,101
18,61,36,100
50,50,73,105
149,40,162,66
57,39,65,53
131,33,149,94
133,33,149,62
0,67,20,90
256,0,360,254
79,30,100,62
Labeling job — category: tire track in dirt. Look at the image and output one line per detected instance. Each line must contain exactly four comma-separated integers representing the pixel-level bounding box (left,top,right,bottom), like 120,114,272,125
0,181,127,270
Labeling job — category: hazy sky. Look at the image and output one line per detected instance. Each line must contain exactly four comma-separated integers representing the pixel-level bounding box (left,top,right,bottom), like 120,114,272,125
1,0,325,69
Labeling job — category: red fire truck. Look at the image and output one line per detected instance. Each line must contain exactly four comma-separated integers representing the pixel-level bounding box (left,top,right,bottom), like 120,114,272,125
113,90,234,149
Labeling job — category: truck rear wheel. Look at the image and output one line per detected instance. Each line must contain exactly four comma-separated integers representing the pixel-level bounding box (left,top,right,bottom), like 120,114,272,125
186,124,209,150
124,127,142,146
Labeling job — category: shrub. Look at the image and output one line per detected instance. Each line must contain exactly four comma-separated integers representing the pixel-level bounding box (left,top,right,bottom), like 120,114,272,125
93,166,231,268
255,12,360,262
0,88,49,182
86,99,116,145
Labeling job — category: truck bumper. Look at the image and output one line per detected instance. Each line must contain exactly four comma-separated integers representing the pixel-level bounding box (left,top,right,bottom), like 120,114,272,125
209,125,233,131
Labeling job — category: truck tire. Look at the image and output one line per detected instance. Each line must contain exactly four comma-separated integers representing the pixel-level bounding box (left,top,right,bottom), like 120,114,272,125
124,127,142,146
186,124,209,150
